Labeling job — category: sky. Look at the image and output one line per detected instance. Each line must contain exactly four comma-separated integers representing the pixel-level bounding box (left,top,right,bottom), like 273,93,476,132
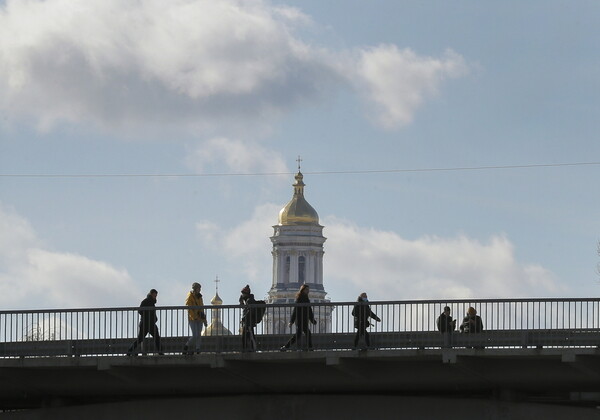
1,0,599,310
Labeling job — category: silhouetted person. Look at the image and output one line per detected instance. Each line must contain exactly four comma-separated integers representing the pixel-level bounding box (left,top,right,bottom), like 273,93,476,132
280,284,316,351
460,306,484,349
352,292,381,350
183,282,207,355
127,289,162,355
437,306,456,333
460,307,483,333
239,284,257,352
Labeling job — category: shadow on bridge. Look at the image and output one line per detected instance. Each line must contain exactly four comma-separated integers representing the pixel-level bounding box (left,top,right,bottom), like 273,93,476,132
2,347,600,418
2,332,600,417
2,329,599,357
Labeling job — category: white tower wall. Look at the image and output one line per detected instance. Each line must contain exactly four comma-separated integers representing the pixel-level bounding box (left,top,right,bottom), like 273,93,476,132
265,171,332,334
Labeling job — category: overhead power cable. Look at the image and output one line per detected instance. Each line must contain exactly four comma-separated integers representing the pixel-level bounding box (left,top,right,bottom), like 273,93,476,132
0,161,599,179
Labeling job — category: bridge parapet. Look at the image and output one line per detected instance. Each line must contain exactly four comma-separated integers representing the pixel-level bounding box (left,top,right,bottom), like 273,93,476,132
2,298,599,357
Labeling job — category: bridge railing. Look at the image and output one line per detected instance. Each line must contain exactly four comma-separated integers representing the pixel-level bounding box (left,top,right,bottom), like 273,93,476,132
1,298,599,356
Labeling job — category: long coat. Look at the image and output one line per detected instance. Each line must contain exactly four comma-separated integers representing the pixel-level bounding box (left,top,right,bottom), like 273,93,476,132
290,293,315,327
240,293,257,326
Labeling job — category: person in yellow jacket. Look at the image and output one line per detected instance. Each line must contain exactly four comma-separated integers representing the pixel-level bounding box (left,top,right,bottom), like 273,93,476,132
183,282,207,355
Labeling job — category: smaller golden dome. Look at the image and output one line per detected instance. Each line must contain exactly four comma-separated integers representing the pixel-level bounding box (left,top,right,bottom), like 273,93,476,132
278,171,319,226
211,292,223,305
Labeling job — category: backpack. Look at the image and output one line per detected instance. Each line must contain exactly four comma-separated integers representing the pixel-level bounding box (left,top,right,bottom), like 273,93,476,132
250,300,266,325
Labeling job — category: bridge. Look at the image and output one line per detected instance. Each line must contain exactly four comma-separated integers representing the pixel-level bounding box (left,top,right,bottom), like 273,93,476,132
2,298,600,419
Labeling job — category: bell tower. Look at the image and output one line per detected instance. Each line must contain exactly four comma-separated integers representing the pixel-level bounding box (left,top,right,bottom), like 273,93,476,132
265,158,332,334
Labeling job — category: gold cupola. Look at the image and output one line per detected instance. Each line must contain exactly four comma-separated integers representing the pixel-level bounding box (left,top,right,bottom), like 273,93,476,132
210,292,223,305
203,278,232,337
278,170,319,226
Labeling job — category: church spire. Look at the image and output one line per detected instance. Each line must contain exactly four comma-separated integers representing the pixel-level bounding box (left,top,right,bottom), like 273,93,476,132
294,155,305,196
211,275,222,305
267,160,331,333
278,158,318,226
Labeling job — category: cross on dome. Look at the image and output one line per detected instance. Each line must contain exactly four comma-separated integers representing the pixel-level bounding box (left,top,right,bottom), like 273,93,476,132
214,275,220,294
211,275,223,305
278,158,319,226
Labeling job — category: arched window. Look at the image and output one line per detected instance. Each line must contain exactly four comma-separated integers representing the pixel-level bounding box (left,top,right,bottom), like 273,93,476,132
298,256,306,283
284,256,290,283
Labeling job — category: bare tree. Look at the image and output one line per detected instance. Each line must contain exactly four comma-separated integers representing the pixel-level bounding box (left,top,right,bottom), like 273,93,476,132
23,325,56,342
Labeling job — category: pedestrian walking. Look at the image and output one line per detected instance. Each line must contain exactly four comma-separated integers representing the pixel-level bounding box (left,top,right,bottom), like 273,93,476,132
183,282,207,355
239,284,258,352
352,292,380,350
280,284,316,351
127,289,162,356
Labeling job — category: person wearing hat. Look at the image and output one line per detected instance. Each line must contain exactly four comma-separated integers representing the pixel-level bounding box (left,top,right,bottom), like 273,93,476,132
127,289,162,356
352,292,381,350
239,284,257,352
183,282,207,355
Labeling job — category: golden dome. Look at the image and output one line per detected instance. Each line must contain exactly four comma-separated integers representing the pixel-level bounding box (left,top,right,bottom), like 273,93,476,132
278,171,319,226
211,292,223,305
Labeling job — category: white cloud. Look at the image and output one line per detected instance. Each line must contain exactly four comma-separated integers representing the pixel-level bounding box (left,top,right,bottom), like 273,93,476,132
0,0,338,133
0,202,40,264
221,203,279,257
0,0,468,134
324,217,565,300
197,203,279,285
185,138,289,175
352,46,469,129
0,203,140,309
195,220,220,244
199,204,565,302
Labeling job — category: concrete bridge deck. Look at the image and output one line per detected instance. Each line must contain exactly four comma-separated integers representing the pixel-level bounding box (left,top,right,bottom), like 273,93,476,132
2,347,600,417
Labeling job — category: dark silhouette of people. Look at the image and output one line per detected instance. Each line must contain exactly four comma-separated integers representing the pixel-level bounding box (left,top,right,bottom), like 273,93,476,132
460,307,483,333
352,292,381,350
437,306,456,349
239,284,257,352
437,306,456,333
460,306,484,349
127,289,162,356
280,284,316,351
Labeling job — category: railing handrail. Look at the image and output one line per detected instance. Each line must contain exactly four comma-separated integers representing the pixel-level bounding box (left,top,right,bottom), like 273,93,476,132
2,297,600,356
2,296,600,314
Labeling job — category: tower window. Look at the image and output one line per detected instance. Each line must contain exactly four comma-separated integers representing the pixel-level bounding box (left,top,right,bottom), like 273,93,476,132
298,256,305,283
284,256,290,283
